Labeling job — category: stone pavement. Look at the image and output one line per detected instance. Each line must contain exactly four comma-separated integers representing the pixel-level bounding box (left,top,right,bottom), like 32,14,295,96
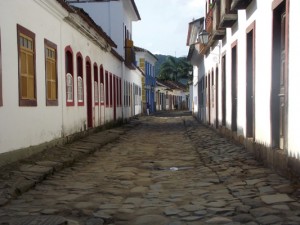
1,111,300,225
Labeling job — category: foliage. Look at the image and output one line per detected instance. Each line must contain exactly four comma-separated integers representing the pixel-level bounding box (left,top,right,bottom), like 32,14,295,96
157,56,192,81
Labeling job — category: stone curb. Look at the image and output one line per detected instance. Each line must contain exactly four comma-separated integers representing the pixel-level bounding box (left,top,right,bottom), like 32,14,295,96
0,119,142,207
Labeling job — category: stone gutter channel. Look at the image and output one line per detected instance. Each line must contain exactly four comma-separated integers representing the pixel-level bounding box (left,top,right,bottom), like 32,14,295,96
0,119,142,209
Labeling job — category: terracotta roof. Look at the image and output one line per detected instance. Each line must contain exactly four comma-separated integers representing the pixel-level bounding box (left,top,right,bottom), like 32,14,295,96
134,46,158,61
157,80,187,91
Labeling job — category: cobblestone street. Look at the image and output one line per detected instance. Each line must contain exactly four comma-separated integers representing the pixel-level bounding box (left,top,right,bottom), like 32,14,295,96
1,111,300,225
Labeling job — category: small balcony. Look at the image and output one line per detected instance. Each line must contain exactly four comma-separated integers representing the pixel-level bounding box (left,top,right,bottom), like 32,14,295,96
125,39,136,70
231,0,253,10
219,0,238,28
195,43,207,55
199,43,208,55
205,1,225,46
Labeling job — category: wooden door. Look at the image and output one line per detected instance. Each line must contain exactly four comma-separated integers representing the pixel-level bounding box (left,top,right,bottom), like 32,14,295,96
246,27,255,138
86,61,93,128
279,12,286,149
231,45,237,131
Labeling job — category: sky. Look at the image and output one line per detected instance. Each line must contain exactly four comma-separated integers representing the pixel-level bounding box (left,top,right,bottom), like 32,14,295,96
133,0,204,57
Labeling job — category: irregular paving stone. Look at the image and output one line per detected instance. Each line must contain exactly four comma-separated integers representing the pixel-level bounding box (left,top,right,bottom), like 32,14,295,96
92,211,112,220
123,197,143,206
167,222,185,225
256,215,283,224
10,215,67,225
41,208,60,215
85,218,104,225
182,204,200,212
205,200,227,208
271,204,290,210
181,216,202,221
164,207,181,216
261,194,294,204
19,165,53,175
232,214,255,223
132,215,168,225
205,216,233,224
250,207,280,217
74,202,97,209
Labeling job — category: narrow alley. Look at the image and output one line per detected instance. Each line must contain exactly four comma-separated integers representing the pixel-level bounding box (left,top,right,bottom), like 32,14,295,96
1,112,300,225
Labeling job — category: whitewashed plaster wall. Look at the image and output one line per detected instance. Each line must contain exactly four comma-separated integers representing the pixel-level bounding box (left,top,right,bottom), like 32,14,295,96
0,0,65,154
287,0,300,158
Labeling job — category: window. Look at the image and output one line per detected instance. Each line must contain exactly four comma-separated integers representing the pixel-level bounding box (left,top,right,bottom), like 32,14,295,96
94,63,99,105
66,73,73,102
105,71,109,107
77,53,84,106
119,78,122,106
17,24,36,106
65,46,74,106
124,80,127,107
45,39,58,106
110,73,113,107
0,29,2,106
100,66,104,104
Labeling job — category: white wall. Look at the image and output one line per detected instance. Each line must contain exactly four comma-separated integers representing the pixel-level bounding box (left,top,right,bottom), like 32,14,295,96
0,0,131,155
287,0,300,158
0,0,64,153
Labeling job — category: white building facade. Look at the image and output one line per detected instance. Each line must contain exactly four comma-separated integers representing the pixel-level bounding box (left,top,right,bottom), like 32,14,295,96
188,0,300,176
0,0,143,166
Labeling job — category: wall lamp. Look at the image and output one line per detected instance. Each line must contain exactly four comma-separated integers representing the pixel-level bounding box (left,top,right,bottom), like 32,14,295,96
198,29,210,45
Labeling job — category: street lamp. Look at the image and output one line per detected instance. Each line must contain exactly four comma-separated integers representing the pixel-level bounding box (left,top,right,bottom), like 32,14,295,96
198,29,210,45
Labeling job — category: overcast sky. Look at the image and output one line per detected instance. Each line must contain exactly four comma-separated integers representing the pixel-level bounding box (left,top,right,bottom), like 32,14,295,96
133,0,204,57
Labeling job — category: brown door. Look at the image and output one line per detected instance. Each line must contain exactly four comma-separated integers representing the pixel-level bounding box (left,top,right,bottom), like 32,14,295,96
271,2,287,150
222,55,226,126
231,45,237,132
86,61,93,128
208,73,211,124
216,67,219,128
113,76,117,121
279,12,286,149
246,27,255,138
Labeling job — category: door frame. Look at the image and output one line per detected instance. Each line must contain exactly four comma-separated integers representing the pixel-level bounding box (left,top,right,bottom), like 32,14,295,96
246,21,256,138
271,0,289,150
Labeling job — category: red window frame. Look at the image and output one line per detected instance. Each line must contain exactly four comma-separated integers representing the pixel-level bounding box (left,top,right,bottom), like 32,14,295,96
119,78,122,106
105,71,109,107
100,65,104,105
116,77,119,106
110,73,113,107
94,63,99,106
65,45,74,106
76,52,84,106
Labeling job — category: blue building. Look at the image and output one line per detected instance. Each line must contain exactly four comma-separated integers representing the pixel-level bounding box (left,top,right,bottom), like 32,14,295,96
135,46,157,114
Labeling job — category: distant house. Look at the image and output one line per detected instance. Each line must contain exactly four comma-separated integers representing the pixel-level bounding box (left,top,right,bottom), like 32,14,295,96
156,80,188,111
186,17,205,119
187,0,300,177
65,0,143,119
135,46,158,114
0,0,143,166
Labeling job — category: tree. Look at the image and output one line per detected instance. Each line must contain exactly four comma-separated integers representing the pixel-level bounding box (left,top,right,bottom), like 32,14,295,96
158,56,192,81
